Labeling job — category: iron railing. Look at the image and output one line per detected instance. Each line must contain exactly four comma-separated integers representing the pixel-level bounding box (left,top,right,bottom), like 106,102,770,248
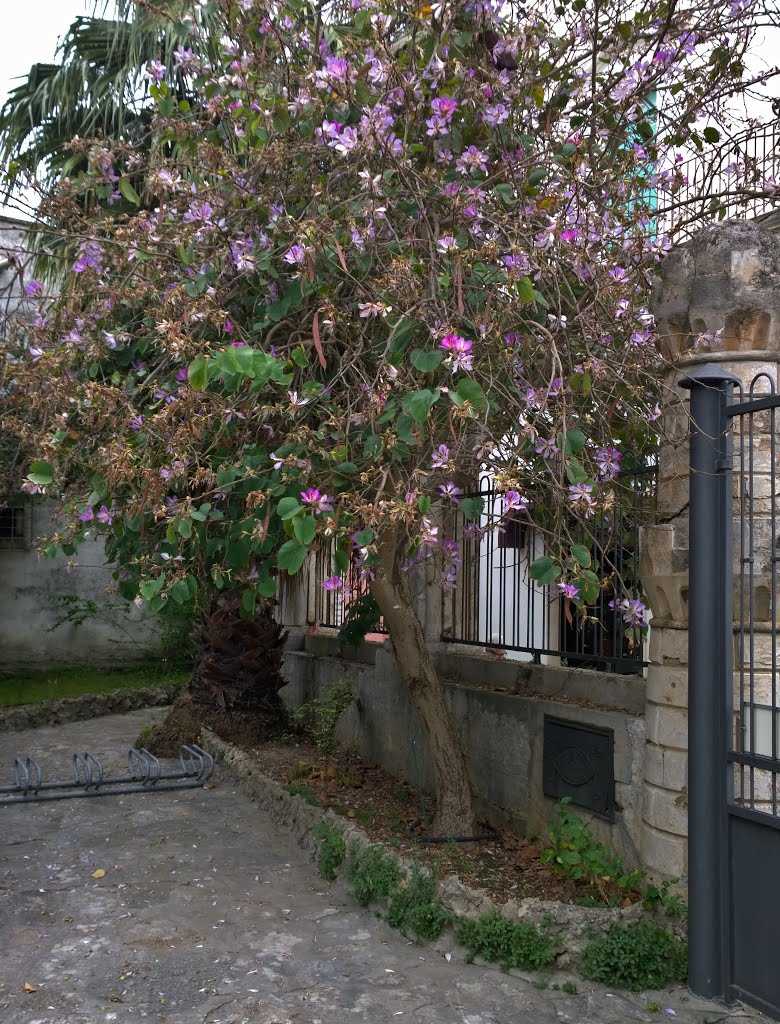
308,540,388,634
662,118,780,239
441,464,657,673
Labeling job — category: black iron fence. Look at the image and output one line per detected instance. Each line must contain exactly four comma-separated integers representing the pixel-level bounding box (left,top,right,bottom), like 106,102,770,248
308,463,657,673
662,118,780,239
441,465,657,674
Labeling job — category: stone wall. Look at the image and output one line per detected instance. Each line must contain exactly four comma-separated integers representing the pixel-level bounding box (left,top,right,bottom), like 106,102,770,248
0,501,162,677
281,631,647,868
640,218,780,875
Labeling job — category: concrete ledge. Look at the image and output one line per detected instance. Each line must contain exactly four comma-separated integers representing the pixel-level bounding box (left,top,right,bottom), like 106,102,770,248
0,684,181,733
201,730,686,970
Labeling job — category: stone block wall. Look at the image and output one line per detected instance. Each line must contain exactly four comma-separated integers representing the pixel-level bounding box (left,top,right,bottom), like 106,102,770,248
638,218,780,875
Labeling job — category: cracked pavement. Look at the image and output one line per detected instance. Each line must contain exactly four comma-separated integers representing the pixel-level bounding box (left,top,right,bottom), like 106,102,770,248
0,711,758,1024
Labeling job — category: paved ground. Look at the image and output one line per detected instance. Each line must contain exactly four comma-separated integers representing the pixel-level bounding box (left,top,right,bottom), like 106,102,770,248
0,712,758,1024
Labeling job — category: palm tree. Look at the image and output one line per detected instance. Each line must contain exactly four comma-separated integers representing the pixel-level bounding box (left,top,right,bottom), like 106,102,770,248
0,2,292,748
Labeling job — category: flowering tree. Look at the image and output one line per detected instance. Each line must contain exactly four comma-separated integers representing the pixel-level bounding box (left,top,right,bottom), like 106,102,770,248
0,0,768,833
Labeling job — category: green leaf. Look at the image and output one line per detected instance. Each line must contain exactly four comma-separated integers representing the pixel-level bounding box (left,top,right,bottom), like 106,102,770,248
241,589,257,616
170,578,191,605
402,389,438,423
452,378,487,413
226,538,252,568
176,517,193,539
411,348,444,373
571,543,592,568
561,428,587,455
277,538,308,575
460,496,485,520
387,317,419,363
277,497,301,520
703,126,720,144
417,495,431,515
565,460,590,484
527,168,547,186
335,461,358,475
352,528,374,547
188,356,209,390
292,516,317,545
119,179,140,206
27,460,54,486
333,548,349,573
396,413,417,445
529,556,561,586
516,276,535,303
258,577,277,598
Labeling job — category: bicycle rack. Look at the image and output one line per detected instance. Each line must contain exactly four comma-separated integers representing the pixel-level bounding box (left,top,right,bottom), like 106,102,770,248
0,745,214,804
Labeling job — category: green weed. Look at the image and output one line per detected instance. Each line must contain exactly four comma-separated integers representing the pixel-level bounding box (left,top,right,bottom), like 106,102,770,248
314,824,346,880
345,842,403,905
580,920,688,991
454,911,561,972
385,867,451,943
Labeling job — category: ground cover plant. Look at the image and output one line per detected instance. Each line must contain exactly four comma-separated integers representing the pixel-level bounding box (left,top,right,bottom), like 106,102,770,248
0,664,186,708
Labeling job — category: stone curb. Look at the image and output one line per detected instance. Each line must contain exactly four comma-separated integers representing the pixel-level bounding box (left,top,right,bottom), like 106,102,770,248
0,684,181,733
201,730,686,968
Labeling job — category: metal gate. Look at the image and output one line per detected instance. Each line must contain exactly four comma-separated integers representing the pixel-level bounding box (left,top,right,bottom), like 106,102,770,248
684,364,780,1018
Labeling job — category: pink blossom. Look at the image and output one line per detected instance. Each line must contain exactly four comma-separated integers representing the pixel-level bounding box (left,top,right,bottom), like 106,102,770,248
79,507,95,522
301,488,334,514
431,444,450,468
322,576,343,591
24,280,44,297
96,506,113,525
503,491,528,513
438,481,462,504
439,333,474,373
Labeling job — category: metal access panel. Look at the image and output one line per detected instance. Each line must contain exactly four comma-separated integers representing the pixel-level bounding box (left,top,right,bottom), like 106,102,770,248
729,811,780,1016
542,716,615,820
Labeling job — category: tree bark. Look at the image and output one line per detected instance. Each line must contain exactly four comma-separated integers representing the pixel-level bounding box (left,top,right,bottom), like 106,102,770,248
370,534,478,837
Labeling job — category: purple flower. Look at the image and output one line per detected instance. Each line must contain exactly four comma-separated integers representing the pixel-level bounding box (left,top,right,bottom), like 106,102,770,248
301,488,334,515
223,318,233,333
439,333,474,373
322,576,343,591
96,505,113,525
176,367,189,383
558,582,579,600
568,483,594,506
130,415,144,431
456,145,489,176
438,481,462,504
503,491,528,513
436,236,458,253
535,437,559,460
483,102,510,126
420,518,439,548
72,240,104,274
609,266,629,283
283,244,306,266
560,228,580,243
24,280,44,297
431,96,457,120
595,447,622,480
610,596,649,628
79,507,95,522
145,60,166,82
431,444,450,468
503,252,531,275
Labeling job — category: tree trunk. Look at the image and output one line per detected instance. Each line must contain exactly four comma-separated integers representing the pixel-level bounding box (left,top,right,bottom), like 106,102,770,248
371,536,478,837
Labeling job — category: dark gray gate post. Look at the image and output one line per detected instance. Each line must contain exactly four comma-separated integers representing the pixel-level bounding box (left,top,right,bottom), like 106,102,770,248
680,363,740,999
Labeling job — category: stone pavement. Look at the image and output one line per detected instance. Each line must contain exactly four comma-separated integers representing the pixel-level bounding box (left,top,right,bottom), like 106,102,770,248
0,711,758,1024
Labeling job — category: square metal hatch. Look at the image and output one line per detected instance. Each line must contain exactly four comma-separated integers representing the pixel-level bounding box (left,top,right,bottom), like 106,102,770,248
543,716,615,821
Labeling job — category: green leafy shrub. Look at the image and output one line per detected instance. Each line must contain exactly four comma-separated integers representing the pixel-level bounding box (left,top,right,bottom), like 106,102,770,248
562,981,577,995
346,842,402,906
541,799,644,893
642,880,688,918
291,681,355,755
454,911,561,972
386,867,451,943
314,824,346,880
286,782,321,806
580,920,688,991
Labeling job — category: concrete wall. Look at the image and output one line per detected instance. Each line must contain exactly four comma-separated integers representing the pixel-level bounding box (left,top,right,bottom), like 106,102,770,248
281,631,647,868
0,501,162,677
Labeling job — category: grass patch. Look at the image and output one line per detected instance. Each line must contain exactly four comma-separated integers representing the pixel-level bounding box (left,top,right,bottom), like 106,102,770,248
0,664,188,708
314,824,347,880
286,782,322,806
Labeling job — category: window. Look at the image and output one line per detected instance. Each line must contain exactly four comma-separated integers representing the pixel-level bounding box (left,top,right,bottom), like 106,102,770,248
0,504,30,549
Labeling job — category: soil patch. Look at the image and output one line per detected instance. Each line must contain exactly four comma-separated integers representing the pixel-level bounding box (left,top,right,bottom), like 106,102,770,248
240,735,598,907
142,696,283,757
